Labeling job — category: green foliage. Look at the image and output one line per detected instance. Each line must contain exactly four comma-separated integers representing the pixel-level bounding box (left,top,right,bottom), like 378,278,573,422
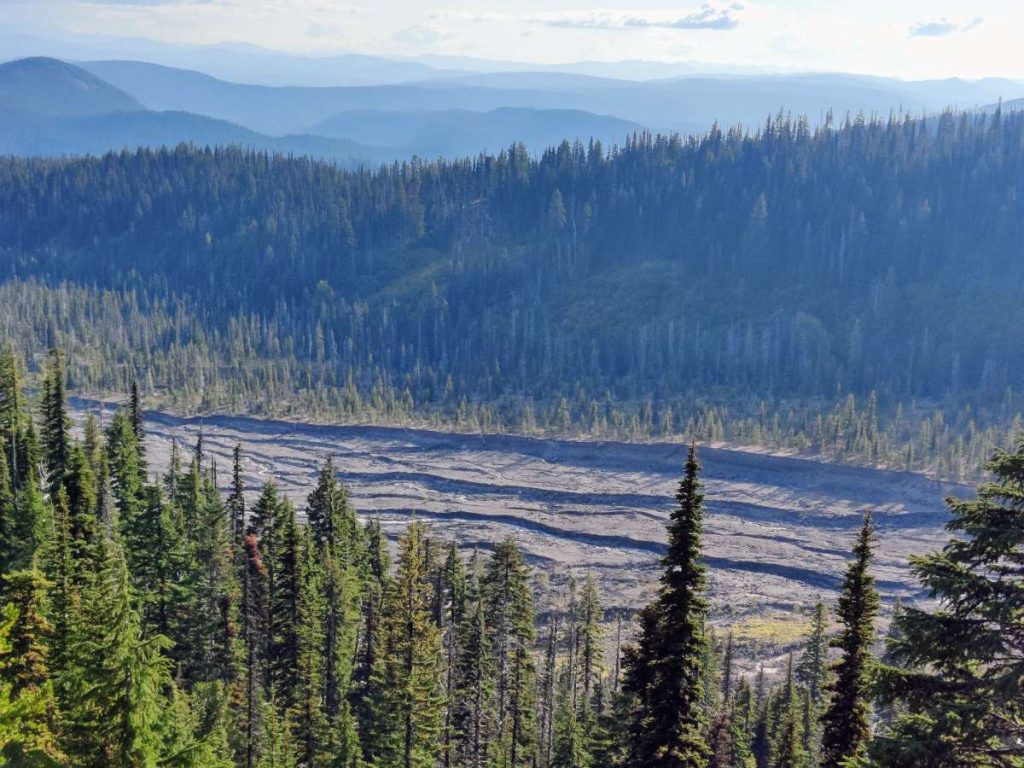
483,538,537,768
5,114,1024,479
624,444,712,767
0,346,1019,768
820,514,879,766
869,440,1024,766
365,521,445,768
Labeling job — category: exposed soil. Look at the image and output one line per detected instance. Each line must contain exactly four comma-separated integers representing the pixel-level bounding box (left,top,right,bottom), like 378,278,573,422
73,398,962,634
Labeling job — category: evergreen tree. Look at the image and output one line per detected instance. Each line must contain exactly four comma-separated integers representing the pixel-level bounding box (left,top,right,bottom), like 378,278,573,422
452,550,493,768
268,499,301,706
0,600,63,766
228,445,246,546
819,513,878,766
352,519,389,750
440,540,467,768
289,529,328,767
365,521,445,768
538,618,559,768
66,441,99,550
769,655,805,768
191,466,240,684
38,349,71,498
795,604,827,763
258,695,298,768
106,408,146,560
0,569,61,765
870,440,1024,766
129,380,145,448
68,543,174,767
625,444,712,768
239,535,270,768
483,538,537,768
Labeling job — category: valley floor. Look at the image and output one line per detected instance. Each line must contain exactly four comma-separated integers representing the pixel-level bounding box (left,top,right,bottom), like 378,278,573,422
73,400,961,648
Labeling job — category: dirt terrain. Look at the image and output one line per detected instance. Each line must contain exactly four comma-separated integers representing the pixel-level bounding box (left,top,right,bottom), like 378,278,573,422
73,401,964,638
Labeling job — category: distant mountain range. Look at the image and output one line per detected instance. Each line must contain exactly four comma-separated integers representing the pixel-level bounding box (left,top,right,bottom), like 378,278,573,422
1,53,1023,165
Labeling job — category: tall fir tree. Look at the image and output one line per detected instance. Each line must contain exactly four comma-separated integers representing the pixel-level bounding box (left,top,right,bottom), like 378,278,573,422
38,349,71,499
819,513,878,766
795,603,827,763
228,445,246,546
66,542,174,768
239,534,270,768
365,521,445,768
871,440,1024,766
769,655,805,768
483,538,537,768
440,540,467,768
625,444,712,768
106,408,146,561
452,550,494,768
289,528,328,767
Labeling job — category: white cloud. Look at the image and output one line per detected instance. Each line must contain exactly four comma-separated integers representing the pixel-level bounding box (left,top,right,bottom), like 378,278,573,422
908,15,983,37
530,4,741,31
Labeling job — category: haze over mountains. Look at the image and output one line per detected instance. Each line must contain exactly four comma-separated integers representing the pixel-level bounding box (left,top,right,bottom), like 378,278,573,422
1,40,1023,165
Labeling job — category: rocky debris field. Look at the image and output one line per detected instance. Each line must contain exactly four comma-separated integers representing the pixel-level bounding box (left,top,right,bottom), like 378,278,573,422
73,401,964,640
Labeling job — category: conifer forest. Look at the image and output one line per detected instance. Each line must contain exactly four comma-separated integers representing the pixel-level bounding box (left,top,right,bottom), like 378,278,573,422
0,343,1021,766
0,20,1023,765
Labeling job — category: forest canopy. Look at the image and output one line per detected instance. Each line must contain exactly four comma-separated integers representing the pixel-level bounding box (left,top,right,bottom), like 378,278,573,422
1,109,1023,474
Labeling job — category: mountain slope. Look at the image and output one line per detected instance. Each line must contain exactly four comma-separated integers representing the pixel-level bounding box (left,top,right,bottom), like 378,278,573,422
0,56,143,116
0,108,384,165
310,107,641,156
79,60,572,136
78,59,1024,140
0,111,1022,418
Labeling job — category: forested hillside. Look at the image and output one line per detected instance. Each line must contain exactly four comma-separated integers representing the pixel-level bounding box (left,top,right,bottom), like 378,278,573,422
1,348,1021,766
2,109,1024,475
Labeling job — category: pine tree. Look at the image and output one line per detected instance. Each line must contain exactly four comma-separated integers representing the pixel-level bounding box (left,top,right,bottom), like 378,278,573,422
258,695,298,768
483,538,537,768
38,350,71,498
191,465,239,684
352,519,389,751
0,444,20,573
721,632,735,703
240,535,269,768
578,574,603,715
320,542,361,764
538,618,559,768
289,529,327,767
819,513,878,766
130,484,189,647
769,655,805,768
729,677,756,768
440,540,467,768
452,550,493,768
795,604,827,763
129,380,145,448
307,463,363,762
305,456,351,552
365,521,445,768
106,408,146,561
161,682,235,768
625,444,712,768
69,543,174,768
268,499,301,706
0,606,62,766
870,440,1024,766
0,569,61,765
228,445,246,546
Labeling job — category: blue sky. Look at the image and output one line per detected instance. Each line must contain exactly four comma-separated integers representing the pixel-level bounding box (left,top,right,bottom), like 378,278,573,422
3,0,1020,78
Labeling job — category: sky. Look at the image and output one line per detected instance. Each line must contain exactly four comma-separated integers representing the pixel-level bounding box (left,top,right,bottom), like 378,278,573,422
1,0,1022,79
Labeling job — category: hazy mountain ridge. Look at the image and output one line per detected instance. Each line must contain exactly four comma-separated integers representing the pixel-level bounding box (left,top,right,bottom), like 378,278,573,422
0,56,143,116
